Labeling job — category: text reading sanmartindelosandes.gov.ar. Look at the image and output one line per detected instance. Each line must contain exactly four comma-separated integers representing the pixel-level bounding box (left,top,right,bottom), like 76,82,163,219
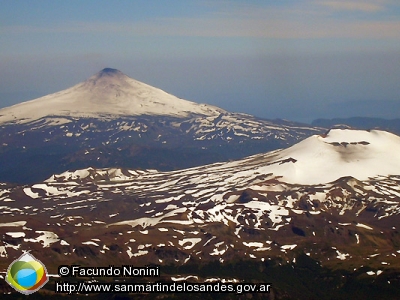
55,265,271,294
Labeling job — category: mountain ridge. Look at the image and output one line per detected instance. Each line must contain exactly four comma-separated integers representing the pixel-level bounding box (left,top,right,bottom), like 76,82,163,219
1,129,399,278
45,129,400,185
1,128,400,298
312,117,400,135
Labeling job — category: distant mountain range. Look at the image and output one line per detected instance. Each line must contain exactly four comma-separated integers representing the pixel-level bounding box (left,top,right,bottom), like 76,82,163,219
0,68,322,184
312,117,400,135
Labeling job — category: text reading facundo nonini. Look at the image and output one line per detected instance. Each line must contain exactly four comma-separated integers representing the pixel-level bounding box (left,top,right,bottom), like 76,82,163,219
59,265,159,278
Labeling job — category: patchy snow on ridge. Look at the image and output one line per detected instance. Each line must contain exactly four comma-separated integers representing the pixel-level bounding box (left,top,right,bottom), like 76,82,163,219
356,223,373,230
0,221,27,227
6,232,25,238
24,231,59,247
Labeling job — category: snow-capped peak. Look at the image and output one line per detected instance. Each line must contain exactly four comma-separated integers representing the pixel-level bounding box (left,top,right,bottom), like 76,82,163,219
0,68,224,124
266,129,400,184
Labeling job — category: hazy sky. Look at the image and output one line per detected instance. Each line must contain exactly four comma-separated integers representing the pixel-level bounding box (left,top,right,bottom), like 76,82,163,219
1,0,400,123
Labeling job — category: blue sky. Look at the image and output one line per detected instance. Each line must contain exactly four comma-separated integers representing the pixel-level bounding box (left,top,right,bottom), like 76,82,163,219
1,0,400,122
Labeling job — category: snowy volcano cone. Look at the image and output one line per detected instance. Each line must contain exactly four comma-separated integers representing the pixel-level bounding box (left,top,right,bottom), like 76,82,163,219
0,68,224,125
